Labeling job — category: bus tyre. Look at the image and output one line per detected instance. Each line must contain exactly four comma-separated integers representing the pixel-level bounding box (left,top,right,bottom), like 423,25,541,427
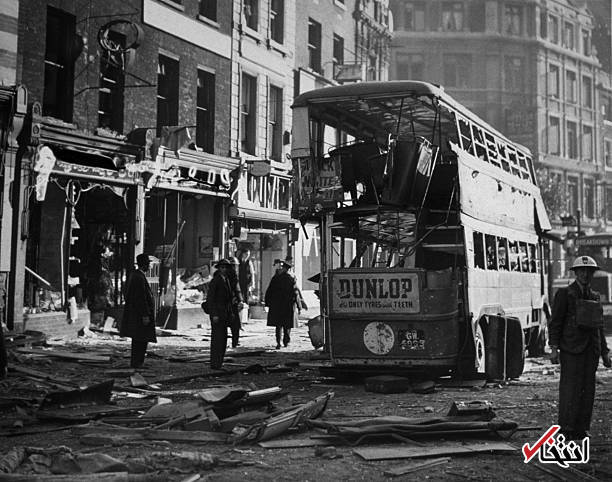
474,323,486,375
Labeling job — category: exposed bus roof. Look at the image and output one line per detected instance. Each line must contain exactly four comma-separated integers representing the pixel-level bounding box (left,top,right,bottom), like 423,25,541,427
292,80,531,155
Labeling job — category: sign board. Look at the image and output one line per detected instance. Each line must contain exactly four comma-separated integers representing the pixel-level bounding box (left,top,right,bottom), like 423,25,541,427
576,235,612,247
334,63,365,82
248,159,272,177
330,271,420,315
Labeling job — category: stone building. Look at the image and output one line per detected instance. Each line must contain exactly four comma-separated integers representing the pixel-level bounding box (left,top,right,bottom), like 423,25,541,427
389,0,612,284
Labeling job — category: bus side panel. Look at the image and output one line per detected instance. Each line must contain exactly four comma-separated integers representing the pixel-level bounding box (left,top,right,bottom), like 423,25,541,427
329,314,460,366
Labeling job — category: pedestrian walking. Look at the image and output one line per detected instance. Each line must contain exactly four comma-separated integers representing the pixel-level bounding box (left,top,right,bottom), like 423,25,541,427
549,255,611,440
264,258,304,349
228,257,244,347
238,248,254,309
120,253,156,369
207,259,234,369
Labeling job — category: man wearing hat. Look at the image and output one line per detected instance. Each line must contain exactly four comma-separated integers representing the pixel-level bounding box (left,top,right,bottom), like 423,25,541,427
265,258,303,349
206,259,235,369
120,254,156,369
549,255,611,440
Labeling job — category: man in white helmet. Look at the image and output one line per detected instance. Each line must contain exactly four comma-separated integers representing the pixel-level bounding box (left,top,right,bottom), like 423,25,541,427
549,255,611,440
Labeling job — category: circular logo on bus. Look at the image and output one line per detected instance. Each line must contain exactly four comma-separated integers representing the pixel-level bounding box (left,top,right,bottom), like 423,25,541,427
363,322,395,355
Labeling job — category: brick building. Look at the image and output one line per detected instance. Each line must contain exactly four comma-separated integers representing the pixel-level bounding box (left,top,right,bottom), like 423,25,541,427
389,0,612,284
5,0,238,334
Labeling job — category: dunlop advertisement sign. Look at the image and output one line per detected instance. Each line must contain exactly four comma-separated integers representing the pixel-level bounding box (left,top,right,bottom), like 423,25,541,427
331,271,420,314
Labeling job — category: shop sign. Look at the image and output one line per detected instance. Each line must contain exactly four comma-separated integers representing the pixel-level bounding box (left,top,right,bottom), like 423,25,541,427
248,159,272,177
52,159,136,183
330,272,420,314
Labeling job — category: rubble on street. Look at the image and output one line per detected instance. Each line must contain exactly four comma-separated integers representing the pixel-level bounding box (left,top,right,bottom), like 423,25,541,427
1,322,611,481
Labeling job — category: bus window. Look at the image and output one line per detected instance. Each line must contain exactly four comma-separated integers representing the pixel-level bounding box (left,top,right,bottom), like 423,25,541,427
485,132,502,168
458,117,473,154
526,156,536,184
472,125,488,162
508,240,520,271
496,140,511,173
519,242,529,272
528,243,537,272
485,234,497,270
473,231,485,269
497,237,509,270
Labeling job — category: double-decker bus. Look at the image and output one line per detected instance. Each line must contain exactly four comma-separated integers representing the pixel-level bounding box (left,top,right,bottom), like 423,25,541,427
291,81,551,379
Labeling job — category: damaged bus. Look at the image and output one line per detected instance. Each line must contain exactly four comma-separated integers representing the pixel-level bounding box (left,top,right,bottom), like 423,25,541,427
291,81,551,379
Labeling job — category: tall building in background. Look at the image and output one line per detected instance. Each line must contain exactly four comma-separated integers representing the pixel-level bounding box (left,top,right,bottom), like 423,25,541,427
390,0,612,284
292,0,393,295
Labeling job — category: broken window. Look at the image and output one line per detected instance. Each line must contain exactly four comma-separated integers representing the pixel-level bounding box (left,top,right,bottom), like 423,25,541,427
196,69,215,154
308,18,322,73
156,55,179,137
43,7,76,122
240,72,257,154
485,234,497,270
508,240,519,271
98,30,125,133
497,238,508,270
270,0,284,44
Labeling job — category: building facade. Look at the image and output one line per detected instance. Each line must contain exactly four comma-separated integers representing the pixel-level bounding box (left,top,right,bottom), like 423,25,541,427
5,0,238,334
389,0,612,285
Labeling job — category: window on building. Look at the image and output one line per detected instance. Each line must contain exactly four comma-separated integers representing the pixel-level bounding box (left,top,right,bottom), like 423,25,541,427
504,57,523,92
605,139,612,168
568,176,579,215
549,64,559,97
567,121,577,159
606,187,612,221
582,29,591,56
268,85,282,161
549,15,559,44
396,53,424,80
404,2,426,31
504,4,522,35
43,7,76,122
240,73,257,154
540,11,547,38
565,70,577,103
98,31,125,133
605,96,612,122
333,34,344,76
442,2,463,31
564,21,575,50
199,0,216,21
270,0,284,43
582,125,593,161
244,0,258,30
443,54,471,88
156,55,179,136
468,1,485,32
308,18,322,73
584,179,595,219
548,116,560,155
196,69,215,154
582,76,592,108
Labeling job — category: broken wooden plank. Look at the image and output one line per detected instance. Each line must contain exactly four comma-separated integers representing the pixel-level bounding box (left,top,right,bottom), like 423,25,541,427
0,472,168,481
72,425,229,443
383,457,450,477
40,380,114,409
259,438,334,449
353,442,517,461
130,373,148,388
9,366,75,386
0,447,26,473
14,348,110,363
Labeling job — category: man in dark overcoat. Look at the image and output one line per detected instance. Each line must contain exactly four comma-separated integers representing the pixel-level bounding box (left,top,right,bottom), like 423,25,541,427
120,253,156,369
265,259,301,349
549,255,611,440
207,259,234,369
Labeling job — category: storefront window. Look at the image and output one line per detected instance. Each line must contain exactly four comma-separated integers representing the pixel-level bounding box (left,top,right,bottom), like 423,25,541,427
25,180,132,324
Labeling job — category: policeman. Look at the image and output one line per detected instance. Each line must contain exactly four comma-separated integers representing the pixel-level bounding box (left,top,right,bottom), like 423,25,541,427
549,255,611,440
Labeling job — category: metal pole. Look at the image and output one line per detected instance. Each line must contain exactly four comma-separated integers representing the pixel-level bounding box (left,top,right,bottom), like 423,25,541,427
577,208,582,236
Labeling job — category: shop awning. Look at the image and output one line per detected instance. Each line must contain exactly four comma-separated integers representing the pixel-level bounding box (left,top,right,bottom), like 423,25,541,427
534,198,552,232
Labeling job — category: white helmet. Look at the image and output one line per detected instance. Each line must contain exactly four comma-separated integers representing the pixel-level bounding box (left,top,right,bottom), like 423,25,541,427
570,255,599,270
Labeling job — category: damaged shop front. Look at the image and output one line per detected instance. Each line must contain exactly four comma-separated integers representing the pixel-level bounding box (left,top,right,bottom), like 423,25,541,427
142,145,235,330
230,159,294,309
14,110,144,336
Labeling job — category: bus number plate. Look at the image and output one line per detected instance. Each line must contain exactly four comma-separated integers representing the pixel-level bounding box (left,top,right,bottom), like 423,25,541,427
398,329,425,350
